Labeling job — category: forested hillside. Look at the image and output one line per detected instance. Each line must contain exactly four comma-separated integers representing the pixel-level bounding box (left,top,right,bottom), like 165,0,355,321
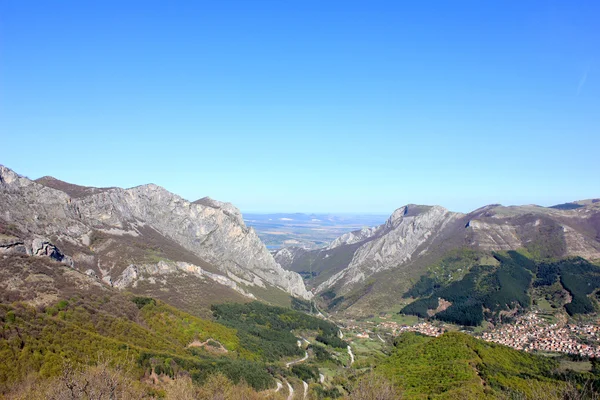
0,292,279,394
401,251,600,326
212,301,346,361
378,331,599,399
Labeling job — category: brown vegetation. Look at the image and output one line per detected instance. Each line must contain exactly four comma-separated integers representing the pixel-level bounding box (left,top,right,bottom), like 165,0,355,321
4,360,286,400
345,372,399,400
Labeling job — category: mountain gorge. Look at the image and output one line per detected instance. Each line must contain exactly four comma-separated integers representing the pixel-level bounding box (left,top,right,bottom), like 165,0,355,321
0,166,310,316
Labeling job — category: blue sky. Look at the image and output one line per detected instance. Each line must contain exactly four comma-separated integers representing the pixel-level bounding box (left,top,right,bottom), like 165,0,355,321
1,1,598,213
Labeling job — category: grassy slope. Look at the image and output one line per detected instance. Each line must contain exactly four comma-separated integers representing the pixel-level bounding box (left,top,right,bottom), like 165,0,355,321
379,331,567,399
0,293,250,392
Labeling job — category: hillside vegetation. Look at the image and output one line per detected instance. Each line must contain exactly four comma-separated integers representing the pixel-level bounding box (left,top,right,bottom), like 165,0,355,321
379,331,598,399
212,301,346,360
0,291,277,395
401,251,600,325
2,256,600,399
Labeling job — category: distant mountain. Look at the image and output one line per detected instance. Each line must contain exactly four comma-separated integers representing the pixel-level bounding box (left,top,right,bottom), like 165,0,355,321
0,165,310,316
550,199,600,210
278,201,600,315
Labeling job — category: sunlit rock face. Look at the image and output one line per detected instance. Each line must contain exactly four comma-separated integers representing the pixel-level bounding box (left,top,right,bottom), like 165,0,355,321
317,205,461,292
0,165,311,300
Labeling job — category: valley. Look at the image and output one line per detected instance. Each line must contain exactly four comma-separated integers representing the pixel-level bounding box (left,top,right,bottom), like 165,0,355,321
1,165,600,399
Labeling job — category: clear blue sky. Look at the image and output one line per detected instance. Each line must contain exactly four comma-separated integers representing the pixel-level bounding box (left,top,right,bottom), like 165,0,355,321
1,1,598,214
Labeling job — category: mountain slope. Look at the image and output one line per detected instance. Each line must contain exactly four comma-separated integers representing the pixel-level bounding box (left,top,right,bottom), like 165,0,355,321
0,252,279,394
281,201,600,315
0,246,343,398
401,251,600,326
0,165,310,312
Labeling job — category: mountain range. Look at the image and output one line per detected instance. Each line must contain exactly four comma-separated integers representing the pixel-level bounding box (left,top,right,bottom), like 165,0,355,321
2,164,600,398
2,163,600,320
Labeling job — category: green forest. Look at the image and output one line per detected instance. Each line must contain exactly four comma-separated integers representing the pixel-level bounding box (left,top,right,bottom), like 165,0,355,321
401,251,600,325
378,331,600,399
212,301,346,360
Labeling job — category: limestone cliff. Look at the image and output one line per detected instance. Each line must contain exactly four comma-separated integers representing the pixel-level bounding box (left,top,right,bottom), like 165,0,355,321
316,205,462,293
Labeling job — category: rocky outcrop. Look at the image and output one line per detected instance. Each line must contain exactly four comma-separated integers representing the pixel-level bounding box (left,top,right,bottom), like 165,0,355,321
0,236,27,255
0,234,73,266
113,260,257,298
273,247,309,270
27,237,74,267
326,226,381,250
465,220,522,250
0,165,311,300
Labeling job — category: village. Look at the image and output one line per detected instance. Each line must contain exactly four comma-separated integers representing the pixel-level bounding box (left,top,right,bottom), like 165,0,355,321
479,312,600,357
344,311,600,359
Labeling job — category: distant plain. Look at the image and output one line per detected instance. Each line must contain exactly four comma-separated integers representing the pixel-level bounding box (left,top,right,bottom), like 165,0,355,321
243,213,387,249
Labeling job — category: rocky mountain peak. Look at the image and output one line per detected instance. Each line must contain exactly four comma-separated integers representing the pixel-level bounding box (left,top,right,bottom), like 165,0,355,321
0,165,30,188
192,196,244,226
316,204,460,294
386,206,409,225
385,204,448,228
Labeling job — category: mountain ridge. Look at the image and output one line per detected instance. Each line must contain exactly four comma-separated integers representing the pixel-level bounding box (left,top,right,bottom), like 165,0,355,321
277,199,600,315
0,165,311,313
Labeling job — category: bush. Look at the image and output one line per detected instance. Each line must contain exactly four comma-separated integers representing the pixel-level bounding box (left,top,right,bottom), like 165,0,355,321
348,372,399,400
291,364,319,382
315,334,348,349
212,301,341,360
131,296,156,309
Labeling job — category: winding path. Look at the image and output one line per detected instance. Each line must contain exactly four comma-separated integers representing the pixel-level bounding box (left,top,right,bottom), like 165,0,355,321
275,380,283,393
377,334,385,343
303,381,309,399
285,380,294,400
286,351,308,368
347,345,355,365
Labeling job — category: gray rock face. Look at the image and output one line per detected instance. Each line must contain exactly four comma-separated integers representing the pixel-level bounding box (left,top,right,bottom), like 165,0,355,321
317,205,461,293
113,260,257,299
28,237,75,267
0,236,28,255
273,247,308,270
0,165,310,300
0,234,73,267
